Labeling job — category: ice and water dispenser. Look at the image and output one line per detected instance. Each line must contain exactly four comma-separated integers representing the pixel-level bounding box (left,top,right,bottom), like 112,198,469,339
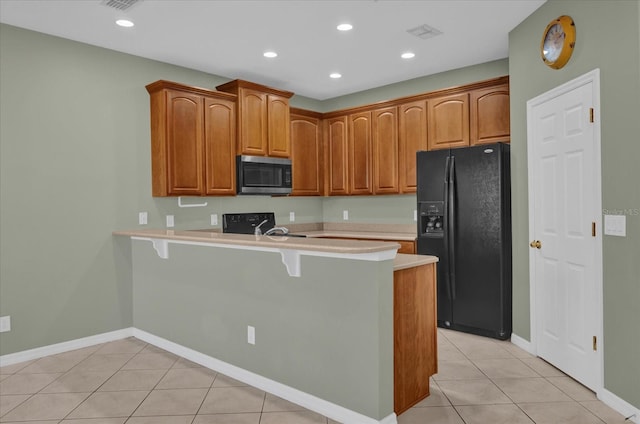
418,201,444,238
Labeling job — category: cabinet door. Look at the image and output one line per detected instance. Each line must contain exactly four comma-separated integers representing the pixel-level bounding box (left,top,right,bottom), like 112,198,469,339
166,90,204,195
398,101,427,193
291,114,323,196
372,107,399,194
204,97,236,195
326,116,349,195
394,263,437,414
470,84,510,145
427,93,469,150
267,94,291,157
238,88,268,156
348,111,373,195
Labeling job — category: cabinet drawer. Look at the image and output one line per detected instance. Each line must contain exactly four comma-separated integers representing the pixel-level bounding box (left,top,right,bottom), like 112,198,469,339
397,240,416,254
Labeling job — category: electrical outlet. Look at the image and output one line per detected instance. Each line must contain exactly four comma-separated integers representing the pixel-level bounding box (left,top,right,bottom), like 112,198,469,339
166,215,174,228
289,211,295,222
211,214,218,226
0,316,11,333
138,212,148,225
343,210,349,220
247,325,255,345
414,209,417,222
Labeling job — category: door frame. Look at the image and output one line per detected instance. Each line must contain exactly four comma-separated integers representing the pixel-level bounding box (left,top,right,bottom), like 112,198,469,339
526,69,603,393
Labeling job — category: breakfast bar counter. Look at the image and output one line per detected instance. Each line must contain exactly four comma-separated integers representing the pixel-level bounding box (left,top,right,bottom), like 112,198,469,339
114,229,437,424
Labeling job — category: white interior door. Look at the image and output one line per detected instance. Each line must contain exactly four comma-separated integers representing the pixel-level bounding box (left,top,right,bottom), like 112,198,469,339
527,70,602,391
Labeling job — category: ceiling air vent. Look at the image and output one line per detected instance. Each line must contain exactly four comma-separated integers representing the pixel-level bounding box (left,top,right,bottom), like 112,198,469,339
100,0,142,11
407,24,443,40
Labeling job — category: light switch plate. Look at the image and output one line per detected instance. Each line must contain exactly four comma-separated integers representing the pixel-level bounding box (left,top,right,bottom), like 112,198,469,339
0,316,11,333
166,215,175,228
138,212,148,225
343,210,349,220
211,214,218,226
604,215,626,237
247,325,255,345
289,212,295,222
414,209,417,222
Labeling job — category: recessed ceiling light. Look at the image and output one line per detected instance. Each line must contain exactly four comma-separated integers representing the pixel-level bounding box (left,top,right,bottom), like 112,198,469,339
115,19,134,27
330,73,342,79
401,52,416,59
337,23,353,31
263,51,278,58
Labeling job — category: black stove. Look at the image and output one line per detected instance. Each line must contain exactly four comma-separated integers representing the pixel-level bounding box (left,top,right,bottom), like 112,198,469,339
222,212,276,234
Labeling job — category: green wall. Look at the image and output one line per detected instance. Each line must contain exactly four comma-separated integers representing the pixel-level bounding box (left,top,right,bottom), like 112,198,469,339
509,0,640,409
132,241,394,419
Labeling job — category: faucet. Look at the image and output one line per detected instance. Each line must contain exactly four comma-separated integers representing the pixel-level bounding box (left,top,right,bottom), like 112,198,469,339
264,226,289,236
254,219,269,235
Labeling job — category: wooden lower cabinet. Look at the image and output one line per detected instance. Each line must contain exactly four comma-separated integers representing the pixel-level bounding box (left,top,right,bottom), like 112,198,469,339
394,262,438,414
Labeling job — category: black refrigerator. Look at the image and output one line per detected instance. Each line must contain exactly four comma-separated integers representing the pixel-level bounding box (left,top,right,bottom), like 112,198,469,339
416,142,512,340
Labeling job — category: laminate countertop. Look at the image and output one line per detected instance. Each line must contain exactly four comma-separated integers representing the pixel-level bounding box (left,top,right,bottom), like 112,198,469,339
113,229,437,270
301,230,417,242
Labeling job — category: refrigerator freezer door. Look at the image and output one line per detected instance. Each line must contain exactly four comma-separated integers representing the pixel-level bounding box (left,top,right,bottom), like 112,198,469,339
416,149,450,202
416,149,453,325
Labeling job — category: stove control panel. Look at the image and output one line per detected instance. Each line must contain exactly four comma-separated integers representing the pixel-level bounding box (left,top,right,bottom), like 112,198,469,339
222,212,276,234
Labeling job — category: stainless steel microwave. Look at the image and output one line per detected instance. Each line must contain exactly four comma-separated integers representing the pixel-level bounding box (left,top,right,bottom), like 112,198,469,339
236,155,292,195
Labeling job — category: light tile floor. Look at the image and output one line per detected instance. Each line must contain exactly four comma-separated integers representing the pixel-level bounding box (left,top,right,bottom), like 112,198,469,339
0,329,631,423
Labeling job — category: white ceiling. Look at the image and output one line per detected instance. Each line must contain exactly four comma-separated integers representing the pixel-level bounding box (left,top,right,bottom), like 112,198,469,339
0,0,545,100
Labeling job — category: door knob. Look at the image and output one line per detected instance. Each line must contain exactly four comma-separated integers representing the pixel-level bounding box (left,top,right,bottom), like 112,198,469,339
529,240,542,249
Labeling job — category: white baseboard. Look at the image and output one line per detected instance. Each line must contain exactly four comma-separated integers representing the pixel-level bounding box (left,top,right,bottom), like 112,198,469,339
0,328,134,367
510,332,535,355
599,388,640,423
133,328,397,424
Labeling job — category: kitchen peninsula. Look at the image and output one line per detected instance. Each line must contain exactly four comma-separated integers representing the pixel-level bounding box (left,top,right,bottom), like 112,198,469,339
114,229,437,424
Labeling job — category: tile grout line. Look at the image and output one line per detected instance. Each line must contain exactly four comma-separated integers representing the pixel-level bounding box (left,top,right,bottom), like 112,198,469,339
58,339,140,422
122,341,181,422
186,366,219,424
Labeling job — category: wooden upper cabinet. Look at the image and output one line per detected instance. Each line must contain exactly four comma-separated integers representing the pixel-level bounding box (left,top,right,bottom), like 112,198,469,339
372,107,399,194
165,90,203,195
290,110,323,196
349,111,373,195
204,97,236,195
238,88,267,155
470,84,510,145
398,100,427,193
427,93,470,150
216,79,293,158
326,116,349,195
146,80,237,197
268,94,292,157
